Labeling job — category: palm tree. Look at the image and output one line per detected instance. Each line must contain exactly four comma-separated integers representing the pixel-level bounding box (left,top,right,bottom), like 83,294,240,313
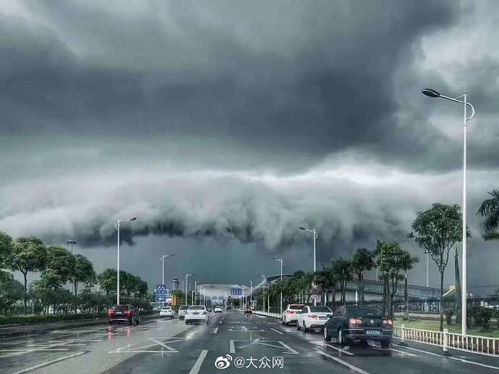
401,254,419,320
351,248,376,305
332,258,352,305
477,188,499,240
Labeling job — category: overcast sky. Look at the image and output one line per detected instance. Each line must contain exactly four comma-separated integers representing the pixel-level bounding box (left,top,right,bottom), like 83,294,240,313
1,0,498,295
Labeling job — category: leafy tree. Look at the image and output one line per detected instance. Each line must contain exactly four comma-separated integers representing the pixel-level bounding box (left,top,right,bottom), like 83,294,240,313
376,241,416,319
46,246,76,283
0,270,24,314
98,269,117,296
0,232,13,269
351,248,376,305
314,268,337,306
411,203,462,331
332,258,352,304
401,252,419,320
477,188,499,240
69,255,96,312
9,237,47,313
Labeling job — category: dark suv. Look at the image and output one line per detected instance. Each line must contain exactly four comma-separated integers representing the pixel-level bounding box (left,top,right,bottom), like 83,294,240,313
108,305,140,325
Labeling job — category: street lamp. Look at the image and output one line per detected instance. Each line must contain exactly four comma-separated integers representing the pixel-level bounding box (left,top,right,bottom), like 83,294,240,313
184,273,193,305
300,226,318,306
422,88,475,336
194,281,199,304
160,254,175,285
273,257,283,314
249,280,253,309
260,274,268,313
115,217,137,306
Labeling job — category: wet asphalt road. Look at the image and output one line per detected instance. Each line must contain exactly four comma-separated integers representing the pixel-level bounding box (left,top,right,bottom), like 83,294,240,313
1,311,499,374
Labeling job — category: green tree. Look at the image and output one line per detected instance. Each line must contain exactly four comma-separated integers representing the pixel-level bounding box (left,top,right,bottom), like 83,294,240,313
9,237,47,313
98,269,117,296
46,246,76,283
332,258,352,305
314,268,336,306
477,188,499,240
376,241,415,319
401,252,419,320
351,248,376,305
69,255,96,312
411,203,462,331
0,270,24,314
0,232,13,269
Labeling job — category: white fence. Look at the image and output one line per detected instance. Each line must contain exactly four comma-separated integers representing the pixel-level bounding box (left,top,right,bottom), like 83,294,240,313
254,311,281,319
394,325,499,356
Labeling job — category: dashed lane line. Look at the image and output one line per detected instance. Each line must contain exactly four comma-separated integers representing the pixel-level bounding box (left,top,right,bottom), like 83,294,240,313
270,328,284,335
213,327,219,334
189,349,208,374
316,350,370,374
323,343,354,356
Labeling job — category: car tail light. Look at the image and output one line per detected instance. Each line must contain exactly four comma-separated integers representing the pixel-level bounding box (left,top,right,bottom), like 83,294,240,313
308,314,318,319
288,311,295,315
126,310,132,317
383,319,393,326
108,309,115,317
349,318,362,327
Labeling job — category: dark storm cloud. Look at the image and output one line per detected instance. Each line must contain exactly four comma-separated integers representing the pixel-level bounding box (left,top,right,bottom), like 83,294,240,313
0,0,461,170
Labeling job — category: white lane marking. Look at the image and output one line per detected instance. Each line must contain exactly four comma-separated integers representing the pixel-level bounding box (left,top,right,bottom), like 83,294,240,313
394,344,499,371
316,350,370,374
213,327,219,334
149,338,177,351
278,341,299,355
0,334,38,341
11,351,86,374
189,349,208,374
324,343,354,356
270,328,284,335
388,347,417,357
229,340,235,353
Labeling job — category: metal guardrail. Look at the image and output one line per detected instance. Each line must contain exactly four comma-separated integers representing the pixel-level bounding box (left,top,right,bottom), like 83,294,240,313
394,325,499,356
254,311,281,319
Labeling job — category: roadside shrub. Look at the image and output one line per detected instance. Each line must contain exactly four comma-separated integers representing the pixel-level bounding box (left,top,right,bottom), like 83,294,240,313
469,306,493,329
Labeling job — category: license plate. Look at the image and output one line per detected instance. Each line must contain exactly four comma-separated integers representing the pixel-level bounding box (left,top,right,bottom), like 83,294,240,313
319,316,327,320
193,312,199,315
366,330,381,336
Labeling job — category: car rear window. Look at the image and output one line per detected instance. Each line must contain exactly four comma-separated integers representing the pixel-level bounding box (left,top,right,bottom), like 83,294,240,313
347,307,382,317
309,306,331,313
289,304,305,310
113,305,129,311
179,306,189,310
188,306,205,310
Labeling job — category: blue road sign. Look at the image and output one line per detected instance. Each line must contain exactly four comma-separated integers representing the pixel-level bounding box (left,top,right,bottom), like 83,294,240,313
155,284,170,296
156,295,166,302
231,288,242,296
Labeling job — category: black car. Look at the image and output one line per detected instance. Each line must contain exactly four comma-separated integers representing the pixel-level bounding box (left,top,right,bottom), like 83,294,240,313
324,306,392,348
108,304,140,325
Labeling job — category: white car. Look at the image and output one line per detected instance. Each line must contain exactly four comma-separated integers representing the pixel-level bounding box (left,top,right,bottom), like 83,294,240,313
281,303,305,325
159,306,175,318
297,306,332,332
185,305,208,324
214,307,223,313
178,305,189,320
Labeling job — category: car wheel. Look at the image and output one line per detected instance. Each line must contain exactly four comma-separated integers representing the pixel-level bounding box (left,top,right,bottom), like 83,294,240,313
324,327,331,342
108,320,113,325
303,321,309,332
135,317,140,325
296,321,301,331
381,340,390,349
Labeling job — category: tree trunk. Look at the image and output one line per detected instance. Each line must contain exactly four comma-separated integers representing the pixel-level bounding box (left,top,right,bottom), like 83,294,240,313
439,269,444,332
358,272,363,305
382,276,387,316
23,271,28,314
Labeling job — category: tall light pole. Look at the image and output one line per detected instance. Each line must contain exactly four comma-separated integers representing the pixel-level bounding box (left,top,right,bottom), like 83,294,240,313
160,254,174,285
249,280,253,309
194,281,199,304
273,257,283,314
300,226,318,305
66,239,77,254
184,273,192,305
425,250,430,288
422,88,475,336
115,217,137,306
260,274,267,313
